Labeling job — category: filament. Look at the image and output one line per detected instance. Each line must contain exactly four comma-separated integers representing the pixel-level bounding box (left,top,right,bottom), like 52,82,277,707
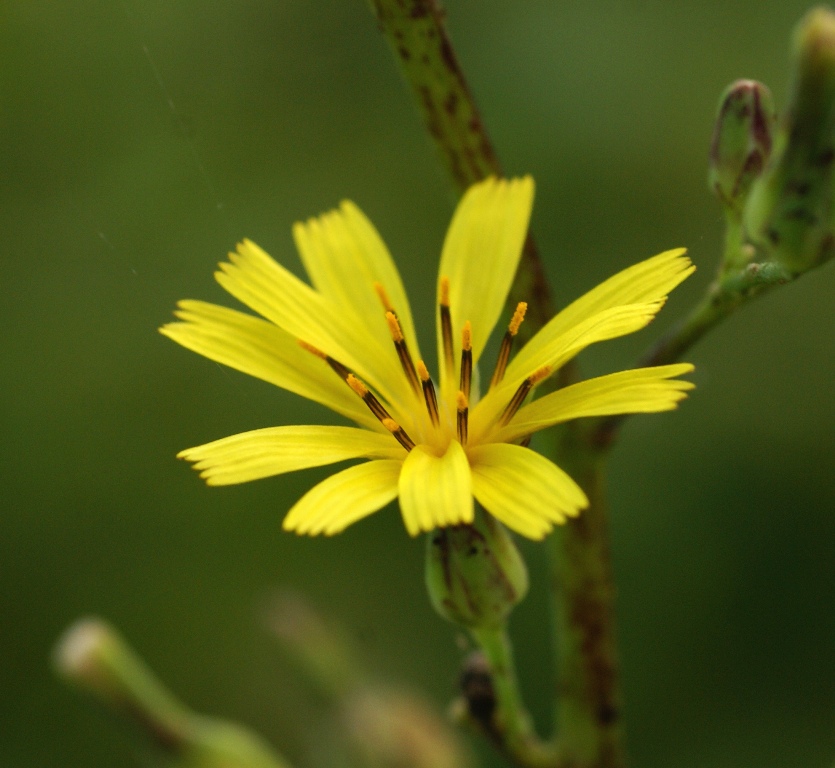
417,360,440,426
499,365,550,425
490,302,527,390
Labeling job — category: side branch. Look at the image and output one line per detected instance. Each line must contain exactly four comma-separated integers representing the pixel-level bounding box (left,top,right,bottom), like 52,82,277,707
591,258,793,449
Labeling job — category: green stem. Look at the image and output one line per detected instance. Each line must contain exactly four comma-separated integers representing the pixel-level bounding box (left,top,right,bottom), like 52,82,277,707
366,0,556,336
552,217,793,768
367,0,500,189
549,431,626,768
470,627,562,768
368,4,612,766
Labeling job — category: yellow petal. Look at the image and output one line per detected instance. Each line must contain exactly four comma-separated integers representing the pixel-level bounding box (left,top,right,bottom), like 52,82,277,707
437,177,534,384
215,240,410,414
508,248,694,378
160,300,380,431
495,364,695,443
293,201,421,360
178,426,404,486
469,443,588,540
471,302,665,439
282,460,401,536
398,441,473,536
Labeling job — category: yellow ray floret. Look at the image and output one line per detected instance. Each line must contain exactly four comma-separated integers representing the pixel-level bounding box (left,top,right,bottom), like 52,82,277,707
164,176,696,539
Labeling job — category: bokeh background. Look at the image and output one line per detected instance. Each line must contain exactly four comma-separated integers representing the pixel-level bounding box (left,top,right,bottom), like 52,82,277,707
1,1,833,766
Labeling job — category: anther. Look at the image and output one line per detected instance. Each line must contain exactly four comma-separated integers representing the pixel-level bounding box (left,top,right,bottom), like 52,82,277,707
490,302,527,390
456,390,469,445
382,417,415,452
386,311,420,393
298,339,351,379
373,282,395,313
439,276,454,375
509,302,527,336
346,374,392,423
499,365,551,425
460,321,472,401
417,360,440,426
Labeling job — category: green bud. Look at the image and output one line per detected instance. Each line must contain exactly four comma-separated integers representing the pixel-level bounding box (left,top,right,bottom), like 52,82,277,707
744,6,835,274
708,79,776,216
425,509,528,630
54,617,290,768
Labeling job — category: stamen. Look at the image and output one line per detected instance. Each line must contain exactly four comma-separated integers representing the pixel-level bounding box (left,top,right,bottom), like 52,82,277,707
386,311,420,394
417,360,440,426
490,302,527,389
499,365,551,425
382,417,415,452
439,276,454,375
373,282,395,313
346,374,391,423
298,339,351,379
456,390,469,445
459,321,472,401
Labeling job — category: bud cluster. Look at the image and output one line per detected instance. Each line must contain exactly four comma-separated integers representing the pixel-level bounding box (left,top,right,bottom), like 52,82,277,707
710,7,835,276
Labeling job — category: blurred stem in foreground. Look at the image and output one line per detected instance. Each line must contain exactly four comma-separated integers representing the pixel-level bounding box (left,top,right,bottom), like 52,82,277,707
53,617,292,768
267,591,475,768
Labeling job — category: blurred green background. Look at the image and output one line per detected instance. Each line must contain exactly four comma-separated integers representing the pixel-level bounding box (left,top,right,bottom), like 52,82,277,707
1,1,833,766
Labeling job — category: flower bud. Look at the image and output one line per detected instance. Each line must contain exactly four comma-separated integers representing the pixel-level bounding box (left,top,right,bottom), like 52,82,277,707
708,80,776,216
425,509,528,630
744,6,835,274
54,617,290,768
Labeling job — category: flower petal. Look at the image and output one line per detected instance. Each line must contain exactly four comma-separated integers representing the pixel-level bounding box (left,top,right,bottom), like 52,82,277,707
160,300,380,430
494,364,696,442
469,443,588,540
178,425,404,486
508,248,694,379
293,201,421,359
215,240,410,414
471,302,666,439
283,459,401,536
437,176,534,381
398,441,473,536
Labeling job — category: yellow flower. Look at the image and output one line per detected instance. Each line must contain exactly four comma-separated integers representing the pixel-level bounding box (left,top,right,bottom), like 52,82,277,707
161,177,695,540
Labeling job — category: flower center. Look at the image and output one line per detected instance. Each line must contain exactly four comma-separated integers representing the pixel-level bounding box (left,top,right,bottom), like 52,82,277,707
298,279,548,454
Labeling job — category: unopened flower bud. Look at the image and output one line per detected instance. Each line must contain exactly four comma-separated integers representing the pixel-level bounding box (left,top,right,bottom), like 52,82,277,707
54,617,290,768
425,510,528,630
745,6,835,274
708,80,776,216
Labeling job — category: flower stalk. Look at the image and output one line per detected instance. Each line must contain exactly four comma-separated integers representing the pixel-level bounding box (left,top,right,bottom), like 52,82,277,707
468,627,561,768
